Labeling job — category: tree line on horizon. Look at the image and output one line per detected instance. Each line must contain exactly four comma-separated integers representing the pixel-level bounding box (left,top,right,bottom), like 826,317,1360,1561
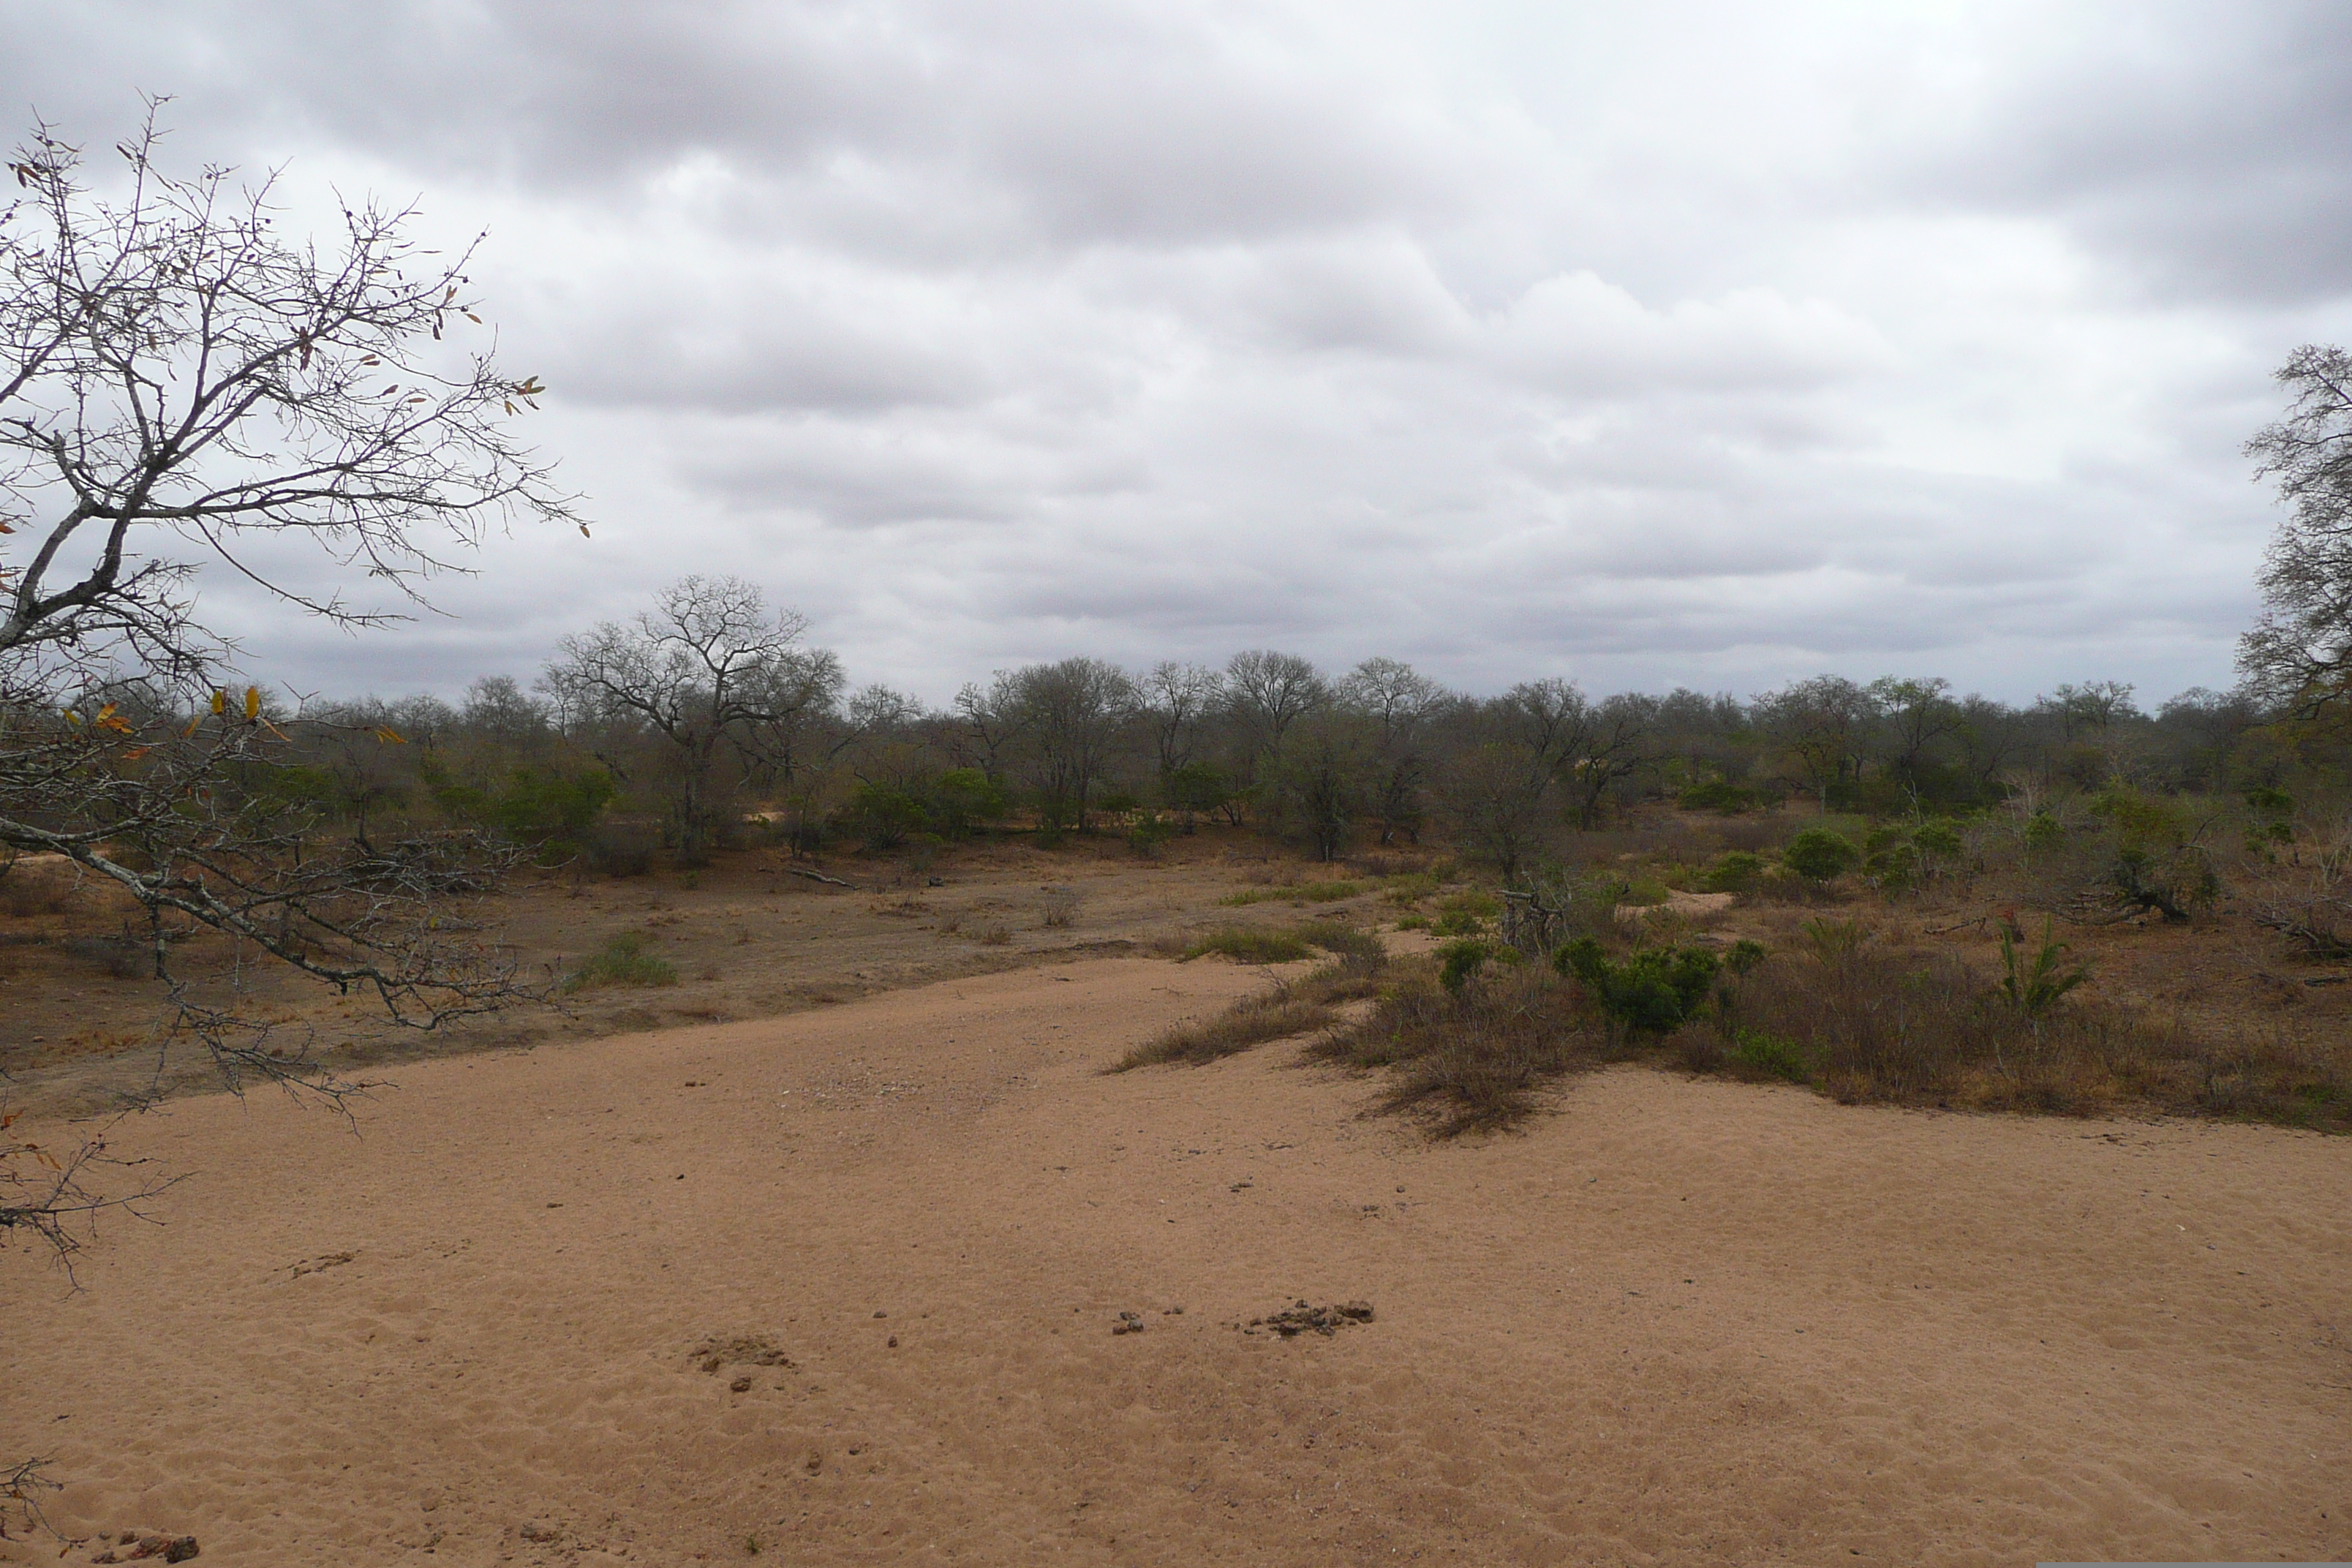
228,570,2334,878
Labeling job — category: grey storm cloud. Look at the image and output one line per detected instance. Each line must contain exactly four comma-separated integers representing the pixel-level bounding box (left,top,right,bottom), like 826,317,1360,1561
7,0,2351,707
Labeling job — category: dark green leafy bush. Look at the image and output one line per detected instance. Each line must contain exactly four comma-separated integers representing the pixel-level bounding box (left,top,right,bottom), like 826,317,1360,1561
1782,828,1859,882
1437,938,1496,992
1700,851,1765,894
1554,938,1719,1032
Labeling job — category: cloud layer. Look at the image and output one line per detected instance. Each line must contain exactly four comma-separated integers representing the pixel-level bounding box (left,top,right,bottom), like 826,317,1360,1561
8,0,2351,705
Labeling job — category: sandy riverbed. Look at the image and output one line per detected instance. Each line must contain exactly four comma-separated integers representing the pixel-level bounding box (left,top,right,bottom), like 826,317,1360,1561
4,955,2346,1565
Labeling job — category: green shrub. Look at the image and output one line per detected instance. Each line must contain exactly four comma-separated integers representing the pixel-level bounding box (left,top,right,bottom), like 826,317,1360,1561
429,762,616,851
1912,821,1964,861
1183,927,1312,964
1618,877,1670,907
1782,827,1859,882
846,783,927,849
2090,789,2219,919
1555,938,1719,1033
931,769,1010,837
588,824,657,878
1431,889,1499,937
1303,923,1387,972
1380,872,1443,904
1437,938,1496,992
564,930,679,991
1730,1028,1812,1082
2021,810,2064,855
1700,851,1765,894
1678,777,1760,813
1163,761,1232,821
1999,919,2088,1016
1127,812,1175,856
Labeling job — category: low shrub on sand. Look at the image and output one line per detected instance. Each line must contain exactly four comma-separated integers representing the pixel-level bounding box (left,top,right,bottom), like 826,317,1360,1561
1183,927,1312,964
1308,964,1603,1136
1311,927,2351,1137
1120,936,1388,1068
563,930,679,992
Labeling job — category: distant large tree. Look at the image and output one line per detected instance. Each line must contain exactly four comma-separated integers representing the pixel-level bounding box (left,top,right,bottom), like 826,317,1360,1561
1335,655,1444,843
1755,676,1877,807
992,657,1138,830
2242,344,2352,714
541,576,841,862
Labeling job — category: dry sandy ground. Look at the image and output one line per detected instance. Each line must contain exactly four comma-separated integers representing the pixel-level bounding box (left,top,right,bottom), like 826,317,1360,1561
4,957,2348,1567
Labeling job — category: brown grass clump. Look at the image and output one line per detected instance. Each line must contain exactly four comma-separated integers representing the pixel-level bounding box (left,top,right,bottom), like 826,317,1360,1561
1308,963,1610,1135
1118,933,1387,1069
1707,936,2351,1129
1309,924,2351,1138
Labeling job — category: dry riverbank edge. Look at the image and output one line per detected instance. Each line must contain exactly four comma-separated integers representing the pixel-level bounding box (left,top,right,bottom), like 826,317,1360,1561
4,954,2345,1566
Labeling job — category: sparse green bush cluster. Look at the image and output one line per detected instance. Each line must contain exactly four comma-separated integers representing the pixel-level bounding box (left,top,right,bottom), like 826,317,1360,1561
563,930,679,992
1305,913,2350,1137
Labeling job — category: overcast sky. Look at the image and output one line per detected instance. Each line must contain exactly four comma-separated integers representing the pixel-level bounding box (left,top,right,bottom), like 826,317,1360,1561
10,0,2351,708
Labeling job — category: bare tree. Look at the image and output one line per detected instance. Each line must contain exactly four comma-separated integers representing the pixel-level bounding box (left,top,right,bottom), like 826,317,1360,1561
1336,656,1444,843
1224,649,1326,755
1140,660,1224,778
0,108,574,1248
2242,344,2352,714
2,111,574,676
1754,675,1877,808
995,657,1138,829
540,576,842,862
1493,678,1652,831
1868,676,1963,794
1561,693,1656,829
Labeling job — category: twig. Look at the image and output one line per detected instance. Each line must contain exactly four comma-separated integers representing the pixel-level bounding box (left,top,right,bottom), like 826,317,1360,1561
782,867,856,890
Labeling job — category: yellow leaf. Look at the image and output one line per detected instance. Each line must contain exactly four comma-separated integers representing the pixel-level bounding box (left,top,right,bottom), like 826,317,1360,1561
182,715,202,739
211,689,227,715
244,687,261,721
62,709,82,725
374,726,406,745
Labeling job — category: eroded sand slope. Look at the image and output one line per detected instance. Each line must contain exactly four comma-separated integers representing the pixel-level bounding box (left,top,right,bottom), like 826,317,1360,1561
4,957,2346,1565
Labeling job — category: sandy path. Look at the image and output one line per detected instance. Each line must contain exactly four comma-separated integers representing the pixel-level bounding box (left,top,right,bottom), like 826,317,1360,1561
4,957,2347,1566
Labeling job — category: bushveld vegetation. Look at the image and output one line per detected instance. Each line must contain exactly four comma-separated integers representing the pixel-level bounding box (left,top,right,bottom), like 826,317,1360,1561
7,99,2352,1275
23,581,2339,1145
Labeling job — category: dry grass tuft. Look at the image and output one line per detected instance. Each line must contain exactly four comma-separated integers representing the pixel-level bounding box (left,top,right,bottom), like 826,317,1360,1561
1309,928,2352,1137
1182,927,1312,964
1308,963,1608,1135
1117,935,1387,1070
1706,940,2351,1128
